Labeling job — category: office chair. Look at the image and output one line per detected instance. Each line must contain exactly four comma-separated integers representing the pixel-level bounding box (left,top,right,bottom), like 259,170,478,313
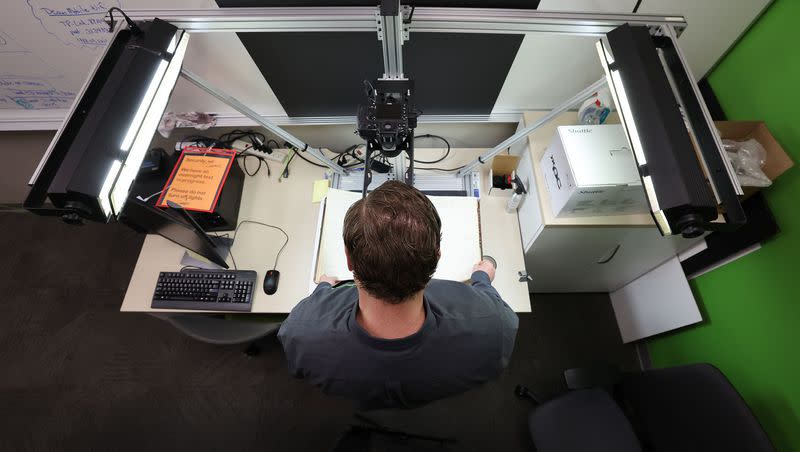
157,313,284,356
523,363,775,452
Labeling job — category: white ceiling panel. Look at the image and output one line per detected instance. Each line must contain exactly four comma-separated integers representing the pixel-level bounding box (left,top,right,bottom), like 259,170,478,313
492,34,607,112
492,0,636,112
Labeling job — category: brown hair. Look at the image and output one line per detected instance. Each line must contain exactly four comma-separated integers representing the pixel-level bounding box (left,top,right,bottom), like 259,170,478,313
343,181,441,304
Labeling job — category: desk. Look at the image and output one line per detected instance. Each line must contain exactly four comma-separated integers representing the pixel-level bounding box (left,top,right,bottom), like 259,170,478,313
121,148,531,313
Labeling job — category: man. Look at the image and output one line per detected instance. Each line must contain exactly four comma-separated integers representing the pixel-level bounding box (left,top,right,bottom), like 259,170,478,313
278,181,519,409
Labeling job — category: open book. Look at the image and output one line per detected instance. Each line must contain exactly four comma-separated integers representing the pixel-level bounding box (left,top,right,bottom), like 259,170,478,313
315,188,482,282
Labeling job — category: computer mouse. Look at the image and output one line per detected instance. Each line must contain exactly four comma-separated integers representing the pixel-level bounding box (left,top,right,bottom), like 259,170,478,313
263,270,280,295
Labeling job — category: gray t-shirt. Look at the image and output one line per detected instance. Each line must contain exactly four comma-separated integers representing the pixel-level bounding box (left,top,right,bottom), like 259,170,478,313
277,271,519,409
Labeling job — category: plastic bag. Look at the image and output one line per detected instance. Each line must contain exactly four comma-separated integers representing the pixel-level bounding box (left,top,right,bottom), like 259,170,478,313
722,138,772,188
578,87,613,125
158,112,216,138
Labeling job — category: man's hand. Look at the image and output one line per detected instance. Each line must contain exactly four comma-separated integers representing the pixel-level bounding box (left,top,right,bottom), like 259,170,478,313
318,274,339,286
473,259,496,282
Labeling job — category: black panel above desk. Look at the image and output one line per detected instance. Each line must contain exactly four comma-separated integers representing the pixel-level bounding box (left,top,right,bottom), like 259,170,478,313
217,1,539,8
235,32,523,116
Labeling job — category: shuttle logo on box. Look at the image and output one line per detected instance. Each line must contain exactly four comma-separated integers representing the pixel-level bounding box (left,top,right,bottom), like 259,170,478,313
567,127,592,134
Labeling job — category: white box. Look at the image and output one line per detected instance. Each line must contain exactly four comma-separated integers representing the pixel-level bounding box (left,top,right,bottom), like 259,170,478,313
540,125,648,217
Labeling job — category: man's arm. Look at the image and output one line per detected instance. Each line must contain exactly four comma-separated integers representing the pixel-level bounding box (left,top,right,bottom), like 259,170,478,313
470,259,519,368
277,278,337,376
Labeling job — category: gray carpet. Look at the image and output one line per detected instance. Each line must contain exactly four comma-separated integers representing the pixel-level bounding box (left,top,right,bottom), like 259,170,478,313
0,212,639,452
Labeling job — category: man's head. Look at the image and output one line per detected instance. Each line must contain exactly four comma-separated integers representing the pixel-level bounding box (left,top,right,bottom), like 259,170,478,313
343,181,441,304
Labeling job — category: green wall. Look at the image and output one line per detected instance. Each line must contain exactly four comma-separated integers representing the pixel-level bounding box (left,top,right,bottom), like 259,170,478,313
647,0,800,450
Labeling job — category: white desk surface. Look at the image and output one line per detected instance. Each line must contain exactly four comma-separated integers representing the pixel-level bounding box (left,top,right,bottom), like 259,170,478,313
121,148,532,314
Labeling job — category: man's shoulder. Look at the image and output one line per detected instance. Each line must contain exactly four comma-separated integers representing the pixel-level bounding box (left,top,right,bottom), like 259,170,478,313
425,279,499,319
286,283,358,323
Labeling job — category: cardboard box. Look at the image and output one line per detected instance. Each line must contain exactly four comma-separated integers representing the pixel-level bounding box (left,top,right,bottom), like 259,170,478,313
714,121,794,196
540,125,648,217
488,154,521,197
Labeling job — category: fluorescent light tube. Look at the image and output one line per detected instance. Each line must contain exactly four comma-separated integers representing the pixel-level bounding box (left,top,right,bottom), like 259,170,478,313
596,41,647,167
166,31,179,55
111,32,190,215
120,59,168,152
98,159,123,218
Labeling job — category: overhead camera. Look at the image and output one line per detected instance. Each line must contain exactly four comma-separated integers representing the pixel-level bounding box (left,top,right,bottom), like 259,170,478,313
357,79,418,155
355,78,419,195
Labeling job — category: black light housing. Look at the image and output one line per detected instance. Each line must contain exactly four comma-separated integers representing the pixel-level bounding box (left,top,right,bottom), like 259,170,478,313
25,18,189,223
598,24,746,238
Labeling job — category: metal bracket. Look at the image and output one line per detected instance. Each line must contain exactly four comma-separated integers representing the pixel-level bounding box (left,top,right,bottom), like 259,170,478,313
376,5,411,41
376,10,384,40
401,5,411,40
518,271,533,283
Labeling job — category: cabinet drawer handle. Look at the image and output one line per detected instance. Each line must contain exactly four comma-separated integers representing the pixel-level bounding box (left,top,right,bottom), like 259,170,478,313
597,244,621,264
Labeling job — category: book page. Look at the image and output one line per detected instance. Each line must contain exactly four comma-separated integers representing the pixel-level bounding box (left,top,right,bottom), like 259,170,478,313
316,188,482,282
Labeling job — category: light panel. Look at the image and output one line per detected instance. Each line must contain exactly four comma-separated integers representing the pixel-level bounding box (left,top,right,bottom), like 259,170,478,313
609,69,647,166
98,159,122,217
166,31,179,54
111,31,190,215
120,59,168,152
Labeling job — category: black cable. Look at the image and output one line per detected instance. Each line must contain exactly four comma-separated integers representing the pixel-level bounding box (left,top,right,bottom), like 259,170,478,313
180,265,202,272
178,135,217,149
241,154,263,177
293,151,328,168
107,7,143,35
282,142,328,168
229,247,238,271
412,134,451,164
219,130,275,178
333,144,366,168
363,80,376,99
632,0,643,13
231,220,290,271
403,5,415,24
217,129,266,148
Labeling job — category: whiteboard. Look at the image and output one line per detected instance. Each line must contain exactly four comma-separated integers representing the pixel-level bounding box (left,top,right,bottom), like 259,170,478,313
0,0,286,116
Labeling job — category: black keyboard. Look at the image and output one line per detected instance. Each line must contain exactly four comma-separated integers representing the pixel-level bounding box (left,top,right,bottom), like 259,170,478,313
151,270,258,312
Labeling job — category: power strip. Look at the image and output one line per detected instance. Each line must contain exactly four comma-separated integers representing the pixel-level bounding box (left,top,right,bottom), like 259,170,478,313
232,139,288,164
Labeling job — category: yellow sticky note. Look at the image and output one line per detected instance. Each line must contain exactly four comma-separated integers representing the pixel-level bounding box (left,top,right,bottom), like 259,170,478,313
312,179,330,203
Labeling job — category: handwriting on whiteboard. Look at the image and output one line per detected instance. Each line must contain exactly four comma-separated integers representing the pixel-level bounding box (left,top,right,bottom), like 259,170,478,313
27,0,120,48
0,76,75,109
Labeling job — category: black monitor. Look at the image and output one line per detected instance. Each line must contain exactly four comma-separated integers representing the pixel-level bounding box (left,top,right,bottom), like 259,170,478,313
120,198,231,269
